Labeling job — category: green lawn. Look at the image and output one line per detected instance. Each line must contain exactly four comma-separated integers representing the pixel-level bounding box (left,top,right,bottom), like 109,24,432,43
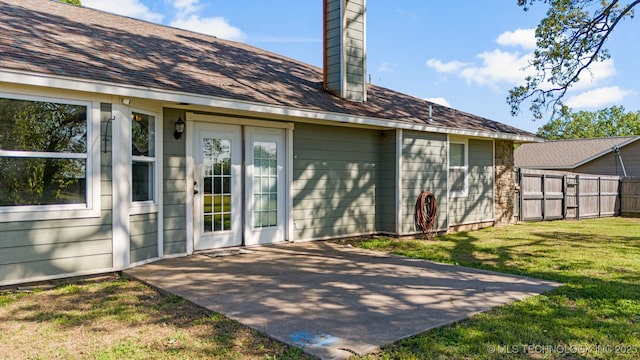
1,217,638,359
348,217,640,359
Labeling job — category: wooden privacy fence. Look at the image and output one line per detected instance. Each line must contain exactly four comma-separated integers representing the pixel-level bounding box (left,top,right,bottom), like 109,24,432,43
621,177,640,216
516,169,620,222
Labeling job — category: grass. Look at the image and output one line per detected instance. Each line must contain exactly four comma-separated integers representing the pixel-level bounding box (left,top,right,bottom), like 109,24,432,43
341,217,640,359
1,217,638,359
0,275,314,360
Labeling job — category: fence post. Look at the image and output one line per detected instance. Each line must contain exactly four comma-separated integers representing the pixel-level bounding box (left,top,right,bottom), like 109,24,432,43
576,175,580,220
598,177,602,218
563,175,567,219
542,174,547,220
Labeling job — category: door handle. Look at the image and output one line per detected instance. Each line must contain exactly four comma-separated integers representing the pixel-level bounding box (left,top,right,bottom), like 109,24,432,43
193,181,199,195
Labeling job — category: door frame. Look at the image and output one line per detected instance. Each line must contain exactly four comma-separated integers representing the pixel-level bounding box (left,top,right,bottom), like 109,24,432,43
185,112,294,253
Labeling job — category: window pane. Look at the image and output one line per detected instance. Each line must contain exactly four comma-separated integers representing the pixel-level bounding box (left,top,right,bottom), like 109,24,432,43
0,98,87,153
132,161,153,201
450,143,465,167
131,112,155,157
253,141,277,228
449,168,466,193
0,157,86,206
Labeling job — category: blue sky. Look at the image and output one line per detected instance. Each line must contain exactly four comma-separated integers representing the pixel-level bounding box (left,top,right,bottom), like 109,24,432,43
81,0,640,134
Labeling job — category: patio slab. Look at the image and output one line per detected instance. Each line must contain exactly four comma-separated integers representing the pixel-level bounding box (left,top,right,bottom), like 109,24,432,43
124,241,560,359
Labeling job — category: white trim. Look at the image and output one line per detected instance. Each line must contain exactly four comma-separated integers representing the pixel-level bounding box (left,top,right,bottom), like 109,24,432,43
448,139,469,198
286,127,294,242
156,112,164,258
395,129,403,235
0,69,539,142
185,115,195,255
112,103,130,269
0,93,100,222
0,150,87,159
186,112,295,130
129,108,159,212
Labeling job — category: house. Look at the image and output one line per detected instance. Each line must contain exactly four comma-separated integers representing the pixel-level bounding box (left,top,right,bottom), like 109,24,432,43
0,0,537,286
515,136,640,176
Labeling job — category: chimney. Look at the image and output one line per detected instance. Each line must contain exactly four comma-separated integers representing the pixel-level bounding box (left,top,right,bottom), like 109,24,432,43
323,0,367,102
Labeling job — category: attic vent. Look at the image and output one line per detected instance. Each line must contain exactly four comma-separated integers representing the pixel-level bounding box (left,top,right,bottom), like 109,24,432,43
323,0,367,102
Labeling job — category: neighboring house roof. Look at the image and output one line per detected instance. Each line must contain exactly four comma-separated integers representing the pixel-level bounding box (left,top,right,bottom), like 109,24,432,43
0,0,535,140
515,136,640,169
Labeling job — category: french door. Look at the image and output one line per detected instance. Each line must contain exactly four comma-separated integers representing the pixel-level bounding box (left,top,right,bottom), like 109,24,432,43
193,123,285,250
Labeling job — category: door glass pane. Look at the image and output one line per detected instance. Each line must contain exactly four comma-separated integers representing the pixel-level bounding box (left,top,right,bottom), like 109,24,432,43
202,138,232,233
253,141,277,228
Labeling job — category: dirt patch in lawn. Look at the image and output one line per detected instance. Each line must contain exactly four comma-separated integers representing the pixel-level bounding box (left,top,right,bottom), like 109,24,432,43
0,274,313,359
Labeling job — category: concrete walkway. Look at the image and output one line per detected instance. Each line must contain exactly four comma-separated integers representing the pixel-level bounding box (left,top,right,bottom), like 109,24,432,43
125,241,559,359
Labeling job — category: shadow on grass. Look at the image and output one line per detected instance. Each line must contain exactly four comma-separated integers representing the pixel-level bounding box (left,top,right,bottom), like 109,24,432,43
353,222,640,359
1,277,314,359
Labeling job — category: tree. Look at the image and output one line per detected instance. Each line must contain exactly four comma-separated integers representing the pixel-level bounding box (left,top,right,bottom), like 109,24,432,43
59,0,82,5
507,0,639,120
537,105,640,139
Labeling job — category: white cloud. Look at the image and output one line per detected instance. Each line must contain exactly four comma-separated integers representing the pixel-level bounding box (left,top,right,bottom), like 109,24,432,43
568,59,617,91
426,28,619,95
564,86,633,108
168,0,246,41
496,28,536,50
425,59,470,73
459,49,533,88
82,0,163,23
424,97,451,107
169,16,246,41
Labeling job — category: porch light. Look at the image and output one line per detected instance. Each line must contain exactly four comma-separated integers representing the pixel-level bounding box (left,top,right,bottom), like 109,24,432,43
174,116,185,139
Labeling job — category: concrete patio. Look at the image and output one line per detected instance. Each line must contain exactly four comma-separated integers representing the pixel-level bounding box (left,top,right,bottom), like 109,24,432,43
125,241,560,359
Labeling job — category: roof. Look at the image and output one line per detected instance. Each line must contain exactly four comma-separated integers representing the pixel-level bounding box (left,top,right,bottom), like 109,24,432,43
0,0,535,139
514,136,640,169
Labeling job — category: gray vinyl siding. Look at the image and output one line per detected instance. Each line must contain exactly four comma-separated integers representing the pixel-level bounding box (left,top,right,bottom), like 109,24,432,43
325,0,341,93
293,123,378,240
163,108,187,254
376,130,396,233
449,139,494,226
130,212,158,263
324,0,366,102
401,131,448,234
0,103,113,284
343,0,366,102
575,140,640,176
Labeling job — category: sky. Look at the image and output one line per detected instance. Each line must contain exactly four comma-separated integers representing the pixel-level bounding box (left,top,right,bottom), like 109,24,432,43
81,0,640,134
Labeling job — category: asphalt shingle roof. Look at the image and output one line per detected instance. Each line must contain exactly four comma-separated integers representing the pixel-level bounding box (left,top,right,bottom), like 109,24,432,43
0,0,534,137
514,136,640,168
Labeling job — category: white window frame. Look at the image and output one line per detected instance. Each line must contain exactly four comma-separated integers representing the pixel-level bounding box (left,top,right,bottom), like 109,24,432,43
0,92,100,222
129,108,159,215
449,140,468,198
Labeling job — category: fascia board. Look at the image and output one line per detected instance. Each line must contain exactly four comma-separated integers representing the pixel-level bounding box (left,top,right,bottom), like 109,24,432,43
1,68,539,142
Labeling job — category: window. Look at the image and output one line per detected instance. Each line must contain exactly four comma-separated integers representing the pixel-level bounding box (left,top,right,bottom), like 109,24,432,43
131,111,156,204
449,142,467,196
0,94,98,220
253,141,278,228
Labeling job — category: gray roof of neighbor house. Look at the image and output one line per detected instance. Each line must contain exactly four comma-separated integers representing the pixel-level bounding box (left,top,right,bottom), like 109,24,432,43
515,136,640,169
0,0,535,139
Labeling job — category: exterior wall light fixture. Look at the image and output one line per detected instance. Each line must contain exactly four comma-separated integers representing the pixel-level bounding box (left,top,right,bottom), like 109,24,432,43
174,116,185,139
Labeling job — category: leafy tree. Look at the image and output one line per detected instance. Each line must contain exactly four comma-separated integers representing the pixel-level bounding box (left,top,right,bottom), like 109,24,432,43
508,0,639,119
537,105,640,139
59,0,82,5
